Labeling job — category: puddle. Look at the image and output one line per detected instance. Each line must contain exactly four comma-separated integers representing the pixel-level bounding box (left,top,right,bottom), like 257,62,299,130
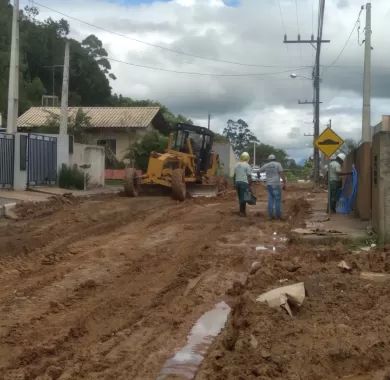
256,234,287,253
157,301,231,380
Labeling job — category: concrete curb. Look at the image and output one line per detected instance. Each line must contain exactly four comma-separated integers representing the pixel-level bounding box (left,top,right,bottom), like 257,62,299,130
0,202,18,220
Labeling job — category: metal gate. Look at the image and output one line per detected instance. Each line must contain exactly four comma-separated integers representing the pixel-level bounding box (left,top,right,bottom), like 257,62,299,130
0,133,14,188
27,134,57,186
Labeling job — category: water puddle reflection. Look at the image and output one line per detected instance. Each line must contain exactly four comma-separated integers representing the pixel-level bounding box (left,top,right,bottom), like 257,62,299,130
255,234,287,253
157,301,231,380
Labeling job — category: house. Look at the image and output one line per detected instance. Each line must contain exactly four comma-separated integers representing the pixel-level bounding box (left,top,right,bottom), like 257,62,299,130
213,142,237,177
17,106,170,160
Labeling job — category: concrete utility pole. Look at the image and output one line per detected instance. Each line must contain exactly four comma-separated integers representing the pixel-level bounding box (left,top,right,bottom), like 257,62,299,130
207,113,211,130
362,2,372,143
6,0,19,134
284,0,329,185
253,141,256,167
57,40,70,173
60,41,70,136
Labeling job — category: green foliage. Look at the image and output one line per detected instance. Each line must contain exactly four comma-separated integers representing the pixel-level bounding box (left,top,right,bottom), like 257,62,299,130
340,138,359,156
31,108,91,143
214,133,229,143
252,143,289,167
0,2,191,133
127,130,168,171
58,164,86,190
223,119,258,155
68,108,91,143
0,2,113,122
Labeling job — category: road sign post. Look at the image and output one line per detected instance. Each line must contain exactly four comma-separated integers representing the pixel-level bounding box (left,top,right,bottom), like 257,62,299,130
315,127,345,216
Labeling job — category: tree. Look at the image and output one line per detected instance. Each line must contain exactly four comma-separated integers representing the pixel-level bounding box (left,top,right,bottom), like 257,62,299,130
340,138,359,155
68,108,91,143
126,131,168,171
223,119,258,155
0,3,114,120
35,108,91,143
252,143,288,167
81,34,116,80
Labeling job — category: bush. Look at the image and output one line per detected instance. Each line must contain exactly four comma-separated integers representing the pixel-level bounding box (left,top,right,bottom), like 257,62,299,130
58,164,87,190
127,131,168,171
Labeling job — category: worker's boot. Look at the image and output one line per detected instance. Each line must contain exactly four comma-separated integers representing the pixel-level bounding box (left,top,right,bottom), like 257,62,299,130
239,203,246,217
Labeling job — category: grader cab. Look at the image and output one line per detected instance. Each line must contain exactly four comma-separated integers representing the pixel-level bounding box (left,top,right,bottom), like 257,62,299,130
124,123,220,200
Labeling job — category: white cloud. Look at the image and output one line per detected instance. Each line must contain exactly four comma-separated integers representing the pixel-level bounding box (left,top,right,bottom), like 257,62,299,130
22,0,390,161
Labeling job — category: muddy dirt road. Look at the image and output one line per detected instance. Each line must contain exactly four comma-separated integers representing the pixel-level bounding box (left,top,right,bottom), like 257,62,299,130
1,185,390,380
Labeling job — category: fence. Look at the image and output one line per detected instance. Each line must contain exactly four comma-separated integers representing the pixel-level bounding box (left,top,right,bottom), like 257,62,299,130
27,134,57,186
0,133,14,188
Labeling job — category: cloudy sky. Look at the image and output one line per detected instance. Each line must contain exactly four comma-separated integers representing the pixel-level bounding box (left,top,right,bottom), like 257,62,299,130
24,0,390,161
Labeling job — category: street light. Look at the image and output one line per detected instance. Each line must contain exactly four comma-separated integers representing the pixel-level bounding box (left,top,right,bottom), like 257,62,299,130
290,73,313,80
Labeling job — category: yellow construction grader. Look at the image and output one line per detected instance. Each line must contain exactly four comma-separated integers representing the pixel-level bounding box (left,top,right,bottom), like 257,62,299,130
124,123,221,200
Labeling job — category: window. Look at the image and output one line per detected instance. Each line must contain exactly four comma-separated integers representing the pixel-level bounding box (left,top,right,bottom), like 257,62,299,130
97,139,117,155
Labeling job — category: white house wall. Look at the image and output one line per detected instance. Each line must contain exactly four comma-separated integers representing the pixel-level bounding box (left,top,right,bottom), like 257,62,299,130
213,142,237,177
70,143,105,187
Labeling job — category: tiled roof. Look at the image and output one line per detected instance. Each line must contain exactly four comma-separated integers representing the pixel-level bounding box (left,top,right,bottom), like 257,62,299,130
17,106,161,129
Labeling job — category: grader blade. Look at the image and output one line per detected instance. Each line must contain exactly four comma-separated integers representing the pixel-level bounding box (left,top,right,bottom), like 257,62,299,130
187,184,219,198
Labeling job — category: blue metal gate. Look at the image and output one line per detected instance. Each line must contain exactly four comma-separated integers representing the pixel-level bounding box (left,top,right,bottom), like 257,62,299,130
27,134,57,186
0,133,14,188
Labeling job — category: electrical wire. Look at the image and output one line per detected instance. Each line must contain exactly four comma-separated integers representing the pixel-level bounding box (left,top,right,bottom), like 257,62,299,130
32,0,309,70
311,0,314,36
104,56,309,77
322,7,364,75
294,0,300,35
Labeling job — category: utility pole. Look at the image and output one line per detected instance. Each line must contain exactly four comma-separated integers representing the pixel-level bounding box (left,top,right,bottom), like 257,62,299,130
207,113,211,130
6,0,19,134
362,2,371,143
284,0,329,185
57,41,70,172
253,141,256,167
60,41,70,136
43,65,63,106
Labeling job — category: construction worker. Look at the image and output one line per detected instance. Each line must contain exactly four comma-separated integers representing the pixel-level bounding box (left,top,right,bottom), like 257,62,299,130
328,152,350,212
234,152,252,217
259,154,286,220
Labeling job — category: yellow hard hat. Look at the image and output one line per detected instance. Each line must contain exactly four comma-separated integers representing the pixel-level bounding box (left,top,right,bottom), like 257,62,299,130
240,152,250,161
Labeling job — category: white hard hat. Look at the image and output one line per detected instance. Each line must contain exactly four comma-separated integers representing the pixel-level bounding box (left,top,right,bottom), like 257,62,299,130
268,154,276,160
337,152,346,161
240,152,250,161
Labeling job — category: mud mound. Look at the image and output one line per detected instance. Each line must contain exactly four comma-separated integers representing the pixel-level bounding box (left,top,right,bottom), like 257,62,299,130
287,196,311,219
15,195,78,219
198,244,390,380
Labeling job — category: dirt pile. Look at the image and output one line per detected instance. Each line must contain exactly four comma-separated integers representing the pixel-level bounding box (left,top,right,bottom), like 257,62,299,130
197,244,390,380
15,194,79,219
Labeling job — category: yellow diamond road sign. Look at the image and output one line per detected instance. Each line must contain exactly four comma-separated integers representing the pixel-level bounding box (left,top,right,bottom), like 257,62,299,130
315,127,344,158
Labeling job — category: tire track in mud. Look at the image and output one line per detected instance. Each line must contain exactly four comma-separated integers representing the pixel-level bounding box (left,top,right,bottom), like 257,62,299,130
0,194,254,380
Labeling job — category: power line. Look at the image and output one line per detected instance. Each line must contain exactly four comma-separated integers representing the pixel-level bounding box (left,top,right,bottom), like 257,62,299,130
294,0,301,35
105,56,309,77
294,0,304,93
311,0,315,36
32,0,309,70
322,6,364,74
277,0,287,35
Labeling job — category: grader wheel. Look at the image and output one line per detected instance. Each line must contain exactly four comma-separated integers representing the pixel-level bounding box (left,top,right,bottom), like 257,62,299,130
171,169,186,201
124,168,140,197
